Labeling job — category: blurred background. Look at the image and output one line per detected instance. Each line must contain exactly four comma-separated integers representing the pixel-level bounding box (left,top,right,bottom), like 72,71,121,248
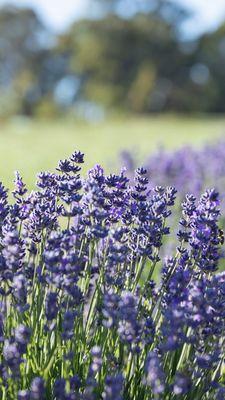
0,0,225,188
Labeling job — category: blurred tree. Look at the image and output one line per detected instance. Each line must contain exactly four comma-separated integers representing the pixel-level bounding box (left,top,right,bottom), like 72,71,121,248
0,6,47,81
58,11,189,112
92,0,189,25
196,23,225,112
167,22,225,113
0,6,69,117
0,6,49,116
58,0,225,114
0,3,225,117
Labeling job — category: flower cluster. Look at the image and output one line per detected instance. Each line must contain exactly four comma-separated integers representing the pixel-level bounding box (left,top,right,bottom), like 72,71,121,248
121,140,225,213
0,150,224,399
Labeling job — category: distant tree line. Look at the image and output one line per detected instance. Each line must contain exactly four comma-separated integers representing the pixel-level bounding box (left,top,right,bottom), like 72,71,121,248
0,3,225,118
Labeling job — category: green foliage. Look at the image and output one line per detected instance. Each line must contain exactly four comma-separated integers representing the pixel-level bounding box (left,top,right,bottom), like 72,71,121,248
0,4,225,116
56,12,225,114
61,14,182,112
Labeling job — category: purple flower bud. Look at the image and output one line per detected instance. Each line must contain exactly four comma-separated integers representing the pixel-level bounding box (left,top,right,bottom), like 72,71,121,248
53,378,66,399
102,374,124,400
62,310,76,340
173,373,191,395
30,377,45,400
45,292,58,321
145,351,165,395
18,390,31,400
14,325,30,343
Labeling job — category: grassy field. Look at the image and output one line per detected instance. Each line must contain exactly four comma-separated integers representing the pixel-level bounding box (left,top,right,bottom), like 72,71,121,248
0,114,224,189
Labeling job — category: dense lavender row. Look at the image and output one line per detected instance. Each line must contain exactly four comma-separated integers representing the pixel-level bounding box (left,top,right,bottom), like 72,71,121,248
121,140,225,208
0,150,225,399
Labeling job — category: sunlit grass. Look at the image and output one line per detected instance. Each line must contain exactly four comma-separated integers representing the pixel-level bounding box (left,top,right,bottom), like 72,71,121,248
0,114,224,189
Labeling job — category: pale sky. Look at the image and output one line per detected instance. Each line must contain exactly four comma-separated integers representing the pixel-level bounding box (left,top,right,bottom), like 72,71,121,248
0,0,225,36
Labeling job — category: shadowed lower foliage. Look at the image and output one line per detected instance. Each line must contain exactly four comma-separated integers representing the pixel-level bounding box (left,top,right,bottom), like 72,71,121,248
0,151,225,399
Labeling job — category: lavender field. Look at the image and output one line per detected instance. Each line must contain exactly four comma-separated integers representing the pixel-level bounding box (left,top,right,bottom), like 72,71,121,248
0,145,225,399
1,0,225,397
122,140,225,220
